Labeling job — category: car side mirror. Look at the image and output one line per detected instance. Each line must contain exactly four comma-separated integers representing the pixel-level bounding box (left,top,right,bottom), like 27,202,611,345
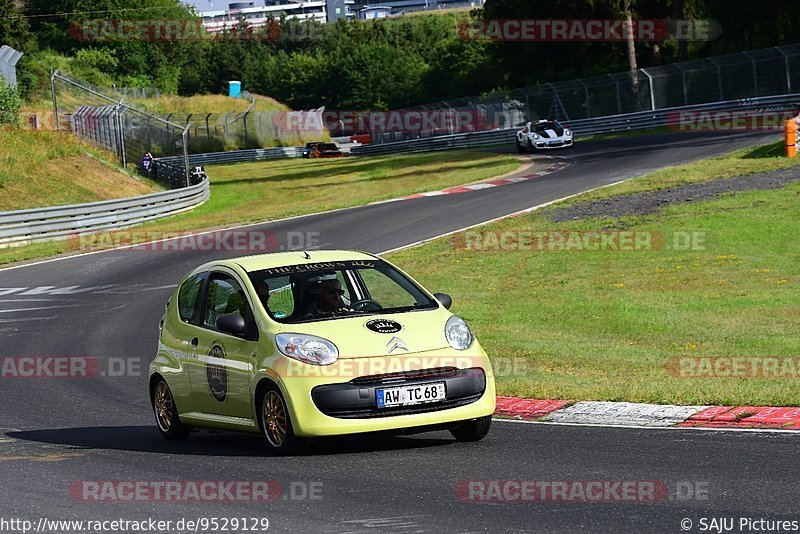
433,293,452,310
216,313,246,336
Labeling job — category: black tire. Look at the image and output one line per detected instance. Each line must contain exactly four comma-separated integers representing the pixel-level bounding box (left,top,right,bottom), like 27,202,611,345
450,415,492,442
152,378,190,440
516,139,525,153
528,139,535,152
257,383,299,454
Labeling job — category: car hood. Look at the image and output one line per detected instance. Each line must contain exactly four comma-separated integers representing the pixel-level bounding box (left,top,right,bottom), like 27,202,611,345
536,125,564,138
276,308,452,358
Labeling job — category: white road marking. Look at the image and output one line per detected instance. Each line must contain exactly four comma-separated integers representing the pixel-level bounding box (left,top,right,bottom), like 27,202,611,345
0,305,84,314
378,179,626,255
494,418,800,434
544,400,708,427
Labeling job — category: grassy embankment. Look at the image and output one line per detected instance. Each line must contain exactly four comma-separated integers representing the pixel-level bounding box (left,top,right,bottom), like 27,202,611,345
0,127,161,211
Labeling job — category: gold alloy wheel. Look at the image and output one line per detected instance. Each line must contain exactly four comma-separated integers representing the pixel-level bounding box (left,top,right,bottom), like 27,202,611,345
262,391,287,447
154,382,174,432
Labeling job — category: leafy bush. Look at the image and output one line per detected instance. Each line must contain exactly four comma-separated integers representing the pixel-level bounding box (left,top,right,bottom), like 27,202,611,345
0,79,22,127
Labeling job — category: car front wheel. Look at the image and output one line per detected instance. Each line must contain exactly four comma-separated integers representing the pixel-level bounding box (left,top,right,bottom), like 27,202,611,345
258,384,298,454
152,379,190,440
450,415,492,442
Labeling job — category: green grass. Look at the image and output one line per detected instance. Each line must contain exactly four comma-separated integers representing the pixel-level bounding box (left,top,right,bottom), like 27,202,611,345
127,93,289,115
556,142,800,205
385,140,800,406
0,150,521,265
0,127,162,210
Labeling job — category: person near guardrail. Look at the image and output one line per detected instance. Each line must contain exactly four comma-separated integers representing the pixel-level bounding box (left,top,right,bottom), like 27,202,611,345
141,151,154,177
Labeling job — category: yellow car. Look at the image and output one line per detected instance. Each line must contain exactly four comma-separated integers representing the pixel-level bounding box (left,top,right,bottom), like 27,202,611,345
149,250,495,453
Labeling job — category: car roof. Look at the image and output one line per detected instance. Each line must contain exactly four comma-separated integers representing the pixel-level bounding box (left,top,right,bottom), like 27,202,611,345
196,249,379,274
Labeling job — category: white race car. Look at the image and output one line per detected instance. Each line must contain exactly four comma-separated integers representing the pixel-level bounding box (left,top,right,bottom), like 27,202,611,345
516,120,574,151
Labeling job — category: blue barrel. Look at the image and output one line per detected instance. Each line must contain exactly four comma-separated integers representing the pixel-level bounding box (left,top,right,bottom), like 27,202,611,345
229,81,242,98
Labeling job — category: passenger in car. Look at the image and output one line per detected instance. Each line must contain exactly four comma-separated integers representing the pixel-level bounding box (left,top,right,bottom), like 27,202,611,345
253,280,272,315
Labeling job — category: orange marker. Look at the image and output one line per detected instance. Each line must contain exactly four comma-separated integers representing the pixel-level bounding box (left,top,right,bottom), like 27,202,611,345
786,119,797,158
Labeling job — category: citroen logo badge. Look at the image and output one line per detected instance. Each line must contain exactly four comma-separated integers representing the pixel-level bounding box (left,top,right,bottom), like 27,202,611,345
386,336,409,354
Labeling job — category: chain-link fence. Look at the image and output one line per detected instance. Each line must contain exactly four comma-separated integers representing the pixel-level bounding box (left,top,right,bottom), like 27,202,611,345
110,85,166,99
50,71,192,188
158,110,315,153
373,43,800,143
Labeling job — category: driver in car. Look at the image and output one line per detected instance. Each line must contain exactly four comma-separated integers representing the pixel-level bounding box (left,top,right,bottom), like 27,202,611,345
306,274,349,317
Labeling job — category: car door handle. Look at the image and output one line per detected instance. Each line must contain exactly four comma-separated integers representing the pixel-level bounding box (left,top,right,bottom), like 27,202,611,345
191,337,199,347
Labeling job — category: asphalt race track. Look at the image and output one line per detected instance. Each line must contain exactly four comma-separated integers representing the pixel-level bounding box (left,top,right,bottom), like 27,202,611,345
0,130,793,533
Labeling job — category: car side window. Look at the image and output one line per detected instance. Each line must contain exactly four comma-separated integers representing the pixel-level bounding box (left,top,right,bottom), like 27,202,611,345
202,273,252,330
260,276,295,319
177,273,206,324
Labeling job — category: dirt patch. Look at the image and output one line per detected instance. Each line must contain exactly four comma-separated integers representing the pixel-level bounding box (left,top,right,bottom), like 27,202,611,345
549,166,800,221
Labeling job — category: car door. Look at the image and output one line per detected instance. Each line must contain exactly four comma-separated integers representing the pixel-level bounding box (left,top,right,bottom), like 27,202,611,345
159,271,208,407
186,268,258,420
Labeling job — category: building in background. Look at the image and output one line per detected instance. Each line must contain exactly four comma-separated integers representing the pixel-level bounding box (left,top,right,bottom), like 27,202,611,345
199,0,484,30
200,1,343,32
357,6,391,19
350,0,484,15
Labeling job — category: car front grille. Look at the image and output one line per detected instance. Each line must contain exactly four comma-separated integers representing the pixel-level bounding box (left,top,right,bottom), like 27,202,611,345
349,366,460,386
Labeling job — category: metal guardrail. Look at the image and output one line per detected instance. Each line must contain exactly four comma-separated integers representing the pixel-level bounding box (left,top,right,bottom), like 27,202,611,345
0,178,210,246
156,146,302,167
352,93,800,156
0,45,23,87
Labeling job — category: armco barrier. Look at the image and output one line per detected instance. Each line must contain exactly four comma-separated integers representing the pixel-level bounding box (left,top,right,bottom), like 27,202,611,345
353,93,800,156
0,178,210,246
156,146,302,168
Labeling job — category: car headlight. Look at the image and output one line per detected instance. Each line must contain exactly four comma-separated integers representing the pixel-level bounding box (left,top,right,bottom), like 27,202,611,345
532,133,540,139
565,129,572,137
276,333,339,365
445,316,473,351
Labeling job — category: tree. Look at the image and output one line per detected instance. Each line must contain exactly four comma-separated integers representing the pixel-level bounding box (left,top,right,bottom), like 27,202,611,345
0,0,33,50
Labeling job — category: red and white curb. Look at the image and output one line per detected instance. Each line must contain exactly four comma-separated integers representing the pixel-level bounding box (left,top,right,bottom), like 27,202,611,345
495,397,800,431
372,156,572,205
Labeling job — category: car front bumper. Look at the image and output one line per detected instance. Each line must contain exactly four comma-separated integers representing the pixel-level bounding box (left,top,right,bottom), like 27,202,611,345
273,347,496,437
532,138,573,149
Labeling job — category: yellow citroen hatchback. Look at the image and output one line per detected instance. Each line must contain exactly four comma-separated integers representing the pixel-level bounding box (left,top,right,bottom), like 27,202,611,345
149,250,495,453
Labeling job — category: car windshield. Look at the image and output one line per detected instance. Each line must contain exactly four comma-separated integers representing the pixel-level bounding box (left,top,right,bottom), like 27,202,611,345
319,143,338,150
534,121,561,132
248,259,437,323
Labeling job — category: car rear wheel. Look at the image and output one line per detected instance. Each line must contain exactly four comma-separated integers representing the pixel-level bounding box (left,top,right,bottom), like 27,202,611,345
258,384,298,454
516,139,525,153
528,139,535,152
152,379,190,440
450,415,492,442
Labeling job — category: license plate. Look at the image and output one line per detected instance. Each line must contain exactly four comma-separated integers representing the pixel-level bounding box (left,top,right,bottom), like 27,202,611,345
376,382,446,408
